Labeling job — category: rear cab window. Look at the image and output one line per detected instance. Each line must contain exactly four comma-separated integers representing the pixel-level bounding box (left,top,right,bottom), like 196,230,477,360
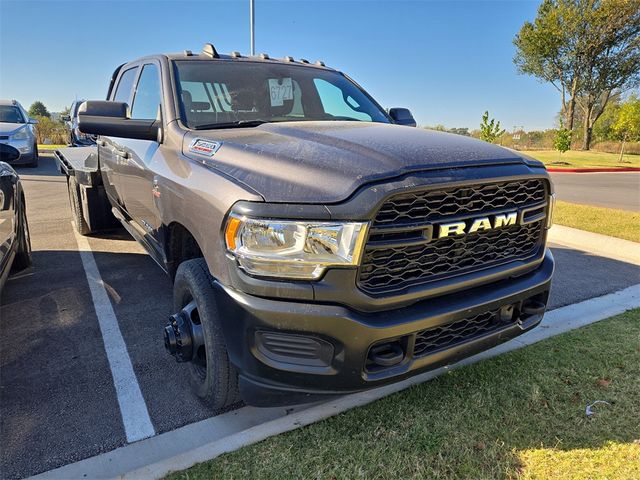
131,64,161,120
112,66,139,105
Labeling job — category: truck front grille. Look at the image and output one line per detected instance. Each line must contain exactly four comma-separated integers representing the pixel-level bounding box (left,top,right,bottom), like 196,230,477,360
358,179,547,295
413,309,510,357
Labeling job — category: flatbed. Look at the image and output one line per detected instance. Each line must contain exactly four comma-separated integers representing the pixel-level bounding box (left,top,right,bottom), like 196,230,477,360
54,146,118,233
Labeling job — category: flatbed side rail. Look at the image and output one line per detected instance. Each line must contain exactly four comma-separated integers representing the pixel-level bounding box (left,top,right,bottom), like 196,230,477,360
54,149,74,176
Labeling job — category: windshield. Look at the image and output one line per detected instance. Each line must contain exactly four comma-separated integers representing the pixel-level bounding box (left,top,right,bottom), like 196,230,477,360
174,60,390,129
0,105,25,124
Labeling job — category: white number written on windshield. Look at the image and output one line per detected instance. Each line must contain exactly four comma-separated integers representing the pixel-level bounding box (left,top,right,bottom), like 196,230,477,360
268,78,294,107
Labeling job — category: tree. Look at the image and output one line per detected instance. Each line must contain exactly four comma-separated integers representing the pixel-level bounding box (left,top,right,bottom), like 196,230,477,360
31,116,67,144
575,0,640,150
28,101,50,118
514,0,584,131
612,95,640,162
479,111,505,143
591,96,622,142
554,127,572,155
513,0,640,149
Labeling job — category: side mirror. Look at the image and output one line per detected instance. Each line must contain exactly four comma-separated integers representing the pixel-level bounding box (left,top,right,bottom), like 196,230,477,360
61,115,71,122
28,118,39,125
388,108,416,127
78,100,161,142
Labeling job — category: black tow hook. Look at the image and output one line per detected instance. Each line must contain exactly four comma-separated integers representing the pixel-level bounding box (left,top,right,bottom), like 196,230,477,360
164,302,204,363
521,300,546,316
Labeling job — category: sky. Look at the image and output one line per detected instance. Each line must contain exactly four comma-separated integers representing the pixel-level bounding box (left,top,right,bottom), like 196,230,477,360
0,0,561,130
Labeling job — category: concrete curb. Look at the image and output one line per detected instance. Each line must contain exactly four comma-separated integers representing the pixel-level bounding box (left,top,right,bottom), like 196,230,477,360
29,284,640,480
547,167,640,173
549,225,640,265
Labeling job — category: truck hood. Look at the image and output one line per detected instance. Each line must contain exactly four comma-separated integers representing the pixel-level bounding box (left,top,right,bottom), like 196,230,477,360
182,121,537,203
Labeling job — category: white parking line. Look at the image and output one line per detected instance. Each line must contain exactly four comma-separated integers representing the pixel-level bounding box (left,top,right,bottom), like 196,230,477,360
73,226,156,443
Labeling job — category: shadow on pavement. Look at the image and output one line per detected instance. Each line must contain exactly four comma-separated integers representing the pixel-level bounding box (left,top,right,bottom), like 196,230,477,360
549,245,640,309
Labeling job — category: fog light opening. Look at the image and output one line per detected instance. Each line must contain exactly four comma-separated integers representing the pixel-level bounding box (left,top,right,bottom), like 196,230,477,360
366,340,406,371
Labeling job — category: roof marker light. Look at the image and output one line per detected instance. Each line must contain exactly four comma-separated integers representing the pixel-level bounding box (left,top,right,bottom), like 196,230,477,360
202,43,220,59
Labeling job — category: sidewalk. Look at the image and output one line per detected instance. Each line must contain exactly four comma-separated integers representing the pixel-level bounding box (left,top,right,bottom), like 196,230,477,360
549,225,640,265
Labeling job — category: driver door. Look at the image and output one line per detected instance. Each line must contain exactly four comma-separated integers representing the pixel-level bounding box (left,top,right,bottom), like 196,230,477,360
116,62,164,248
101,65,139,208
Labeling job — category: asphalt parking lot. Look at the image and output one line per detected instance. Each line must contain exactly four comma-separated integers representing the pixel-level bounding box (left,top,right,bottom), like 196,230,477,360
2,153,640,479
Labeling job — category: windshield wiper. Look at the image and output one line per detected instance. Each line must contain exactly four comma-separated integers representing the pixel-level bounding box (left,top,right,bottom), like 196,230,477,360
192,119,269,130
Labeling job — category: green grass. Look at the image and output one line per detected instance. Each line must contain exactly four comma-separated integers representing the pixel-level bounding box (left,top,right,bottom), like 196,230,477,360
555,201,640,242
167,310,640,480
37,144,67,150
522,150,640,169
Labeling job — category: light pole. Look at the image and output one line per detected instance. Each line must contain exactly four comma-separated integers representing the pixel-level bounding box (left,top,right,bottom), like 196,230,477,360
250,0,255,56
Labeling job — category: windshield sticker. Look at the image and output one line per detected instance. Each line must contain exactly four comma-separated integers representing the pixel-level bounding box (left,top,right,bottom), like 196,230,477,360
189,139,221,157
268,78,293,107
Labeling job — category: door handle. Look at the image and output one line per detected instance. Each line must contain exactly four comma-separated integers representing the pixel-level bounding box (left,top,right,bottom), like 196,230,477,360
96,139,106,147
115,149,131,160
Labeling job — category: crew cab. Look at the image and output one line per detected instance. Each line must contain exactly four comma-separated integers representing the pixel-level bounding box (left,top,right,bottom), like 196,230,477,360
55,43,555,408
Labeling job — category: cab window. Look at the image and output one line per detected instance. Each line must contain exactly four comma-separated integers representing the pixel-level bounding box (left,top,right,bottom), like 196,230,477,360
131,64,161,120
113,67,138,105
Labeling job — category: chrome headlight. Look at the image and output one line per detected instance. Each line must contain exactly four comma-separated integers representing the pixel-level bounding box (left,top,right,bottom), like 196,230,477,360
225,214,369,280
12,127,30,140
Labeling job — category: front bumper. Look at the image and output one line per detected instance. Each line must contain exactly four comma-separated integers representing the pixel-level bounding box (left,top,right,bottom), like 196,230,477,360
215,249,554,406
0,139,35,165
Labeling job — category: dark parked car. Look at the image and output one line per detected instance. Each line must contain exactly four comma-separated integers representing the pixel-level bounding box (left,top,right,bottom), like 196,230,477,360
0,145,32,294
56,43,554,409
62,100,95,146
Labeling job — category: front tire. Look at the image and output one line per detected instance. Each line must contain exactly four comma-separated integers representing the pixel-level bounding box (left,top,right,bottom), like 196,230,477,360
27,146,38,168
12,195,32,272
173,258,240,410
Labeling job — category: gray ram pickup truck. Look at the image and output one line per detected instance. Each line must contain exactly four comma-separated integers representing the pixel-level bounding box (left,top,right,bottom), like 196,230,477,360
55,43,555,409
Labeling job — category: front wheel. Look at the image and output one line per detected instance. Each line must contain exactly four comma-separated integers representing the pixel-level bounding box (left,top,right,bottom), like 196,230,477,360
171,258,240,410
26,146,38,168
